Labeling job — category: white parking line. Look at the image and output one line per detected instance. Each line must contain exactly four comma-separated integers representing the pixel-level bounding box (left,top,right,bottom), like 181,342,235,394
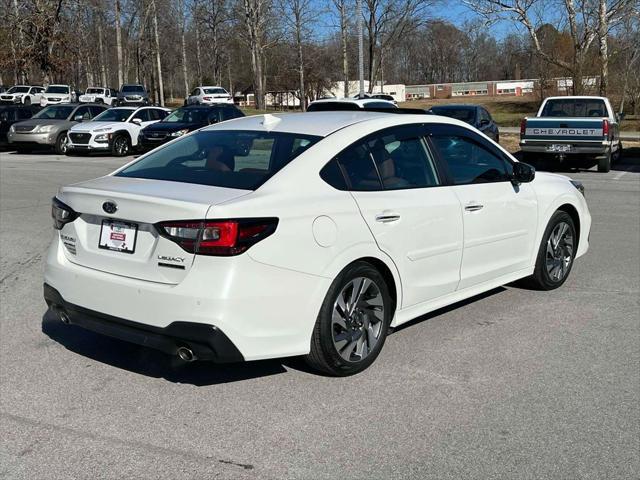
613,170,628,180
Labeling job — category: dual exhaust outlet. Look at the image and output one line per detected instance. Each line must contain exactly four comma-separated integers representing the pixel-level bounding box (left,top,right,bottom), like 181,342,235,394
53,305,197,362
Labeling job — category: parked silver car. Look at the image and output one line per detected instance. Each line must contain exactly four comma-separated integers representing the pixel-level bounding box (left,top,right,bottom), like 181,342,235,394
7,103,108,154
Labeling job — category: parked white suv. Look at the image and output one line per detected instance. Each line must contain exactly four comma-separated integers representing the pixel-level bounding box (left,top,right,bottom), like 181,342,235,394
186,86,233,105
40,85,75,106
0,85,45,105
78,87,116,106
66,106,170,156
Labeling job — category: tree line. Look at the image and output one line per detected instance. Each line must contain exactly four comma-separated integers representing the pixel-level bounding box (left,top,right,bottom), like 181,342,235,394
1,0,639,111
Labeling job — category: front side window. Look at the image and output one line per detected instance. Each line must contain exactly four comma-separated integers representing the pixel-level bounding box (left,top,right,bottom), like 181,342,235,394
116,130,321,190
431,134,511,185
92,108,132,122
33,105,75,120
73,106,92,120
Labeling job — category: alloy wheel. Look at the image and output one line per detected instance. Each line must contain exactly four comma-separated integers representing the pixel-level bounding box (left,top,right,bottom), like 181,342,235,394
115,137,128,156
331,277,385,362
545,221,574,282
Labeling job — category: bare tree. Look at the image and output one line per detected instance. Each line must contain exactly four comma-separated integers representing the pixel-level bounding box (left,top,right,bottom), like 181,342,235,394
115,0,124,86
177,0,190,96
151,0,164,105
464,0,603,94
332,0,349,97
363,0,430,92
242,0,272,109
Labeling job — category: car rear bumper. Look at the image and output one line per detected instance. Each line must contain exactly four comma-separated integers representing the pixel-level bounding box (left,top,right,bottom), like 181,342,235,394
520,140,611,156
44,283,244,362
44,235,331,361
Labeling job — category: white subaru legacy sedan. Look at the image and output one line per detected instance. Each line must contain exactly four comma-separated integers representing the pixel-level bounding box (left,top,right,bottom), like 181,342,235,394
44,111,591,375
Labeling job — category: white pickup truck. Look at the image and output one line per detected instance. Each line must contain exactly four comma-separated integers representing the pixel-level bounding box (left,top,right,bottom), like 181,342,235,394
519,96,623,172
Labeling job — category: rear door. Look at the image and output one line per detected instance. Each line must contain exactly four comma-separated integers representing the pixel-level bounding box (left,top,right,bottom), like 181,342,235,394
429,124,537,290
337,125,463,308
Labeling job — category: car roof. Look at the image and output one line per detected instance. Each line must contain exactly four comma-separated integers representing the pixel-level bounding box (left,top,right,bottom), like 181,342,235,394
430,104,478,110
311,97,395,107
199,86,226,89
203,111,470,137
543,96,607,101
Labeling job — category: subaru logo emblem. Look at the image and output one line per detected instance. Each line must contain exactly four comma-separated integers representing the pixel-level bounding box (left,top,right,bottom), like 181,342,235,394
102,201,118,214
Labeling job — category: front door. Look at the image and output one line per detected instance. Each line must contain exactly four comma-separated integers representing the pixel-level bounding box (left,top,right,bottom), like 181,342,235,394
429,126,538,290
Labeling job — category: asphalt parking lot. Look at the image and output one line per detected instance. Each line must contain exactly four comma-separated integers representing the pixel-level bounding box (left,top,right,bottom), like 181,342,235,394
1,148,638,479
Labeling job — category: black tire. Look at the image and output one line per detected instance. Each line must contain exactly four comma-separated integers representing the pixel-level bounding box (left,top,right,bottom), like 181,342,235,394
54,132,68,155
305,261,393,376
96,98,103,104
24,97,31,106
526,210,577,290
613,142,623,164
111,134,130,157
597,150,611,172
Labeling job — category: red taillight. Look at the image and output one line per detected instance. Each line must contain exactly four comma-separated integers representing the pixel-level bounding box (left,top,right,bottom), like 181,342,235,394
520,118,527,136
156,218,278,256
203,96,211,101
602,119,609,137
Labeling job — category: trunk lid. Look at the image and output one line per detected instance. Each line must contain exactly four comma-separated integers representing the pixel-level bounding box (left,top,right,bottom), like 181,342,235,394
57,176,251,284
523,118,606,142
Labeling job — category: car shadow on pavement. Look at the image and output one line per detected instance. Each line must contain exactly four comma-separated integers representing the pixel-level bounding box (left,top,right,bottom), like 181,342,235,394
41,309,298,385
514,147,640,173
390,287,506,334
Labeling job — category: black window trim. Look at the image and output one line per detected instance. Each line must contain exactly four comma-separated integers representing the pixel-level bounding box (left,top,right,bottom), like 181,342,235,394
320,123,448,192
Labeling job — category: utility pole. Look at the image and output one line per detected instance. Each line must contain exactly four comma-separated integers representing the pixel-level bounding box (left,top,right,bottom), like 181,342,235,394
357,0,364,98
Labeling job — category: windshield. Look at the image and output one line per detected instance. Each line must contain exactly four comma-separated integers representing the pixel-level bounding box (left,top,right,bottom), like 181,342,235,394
203,88,227,95
122,85,145,93
8,86,30,94
117,130,322,190
45,86,70,94
33,106,74,120
86,88,104,94
541,99,607,117
430,107,476,123
163,108,210,124
93,108,132,122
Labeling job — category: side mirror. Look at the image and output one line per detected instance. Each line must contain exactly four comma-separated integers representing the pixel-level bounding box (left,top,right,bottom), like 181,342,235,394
73,115,84,122
208,117,219,125
132,118,142,125
617,112,625,122
512,162,535,184
480,118,490,126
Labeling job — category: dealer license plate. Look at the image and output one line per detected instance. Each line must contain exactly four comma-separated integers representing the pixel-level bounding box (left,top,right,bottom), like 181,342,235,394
99,220,138,254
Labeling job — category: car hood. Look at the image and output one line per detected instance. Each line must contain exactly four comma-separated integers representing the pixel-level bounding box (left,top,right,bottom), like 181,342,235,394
70,121,126,132
143,122,203,132
13,119,68,128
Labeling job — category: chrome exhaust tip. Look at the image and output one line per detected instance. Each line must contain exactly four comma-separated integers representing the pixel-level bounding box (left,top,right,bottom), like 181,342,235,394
177,346,196,362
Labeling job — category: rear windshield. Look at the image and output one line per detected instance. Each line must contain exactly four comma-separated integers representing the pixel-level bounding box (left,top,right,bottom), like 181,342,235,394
203,88,227,95
116,130,322,190
93,108,132,122
541,99,607,117
45,86,69,94
430,107,476,123
33,106,74,120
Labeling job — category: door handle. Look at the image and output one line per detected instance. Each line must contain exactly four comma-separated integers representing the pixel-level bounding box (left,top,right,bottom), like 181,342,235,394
464,203,484,212
375,212,401,223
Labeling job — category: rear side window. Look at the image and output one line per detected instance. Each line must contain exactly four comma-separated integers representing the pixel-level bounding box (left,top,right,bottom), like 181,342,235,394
366,129,439,189
431,135,511,185
332,142,382,191
117,130,321,190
